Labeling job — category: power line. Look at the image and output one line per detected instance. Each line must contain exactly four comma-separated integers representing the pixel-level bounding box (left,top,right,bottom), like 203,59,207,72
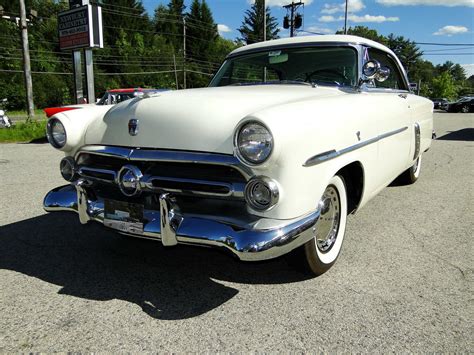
96,70,180,76
0,69,72,75
423,47,474,53
416,42,474,46
423,53,474,56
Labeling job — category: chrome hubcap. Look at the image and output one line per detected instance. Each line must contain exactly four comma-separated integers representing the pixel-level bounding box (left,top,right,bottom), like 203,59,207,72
315,185,340,252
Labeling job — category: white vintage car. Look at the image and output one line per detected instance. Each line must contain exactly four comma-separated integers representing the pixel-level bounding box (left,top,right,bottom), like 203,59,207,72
44,35,433,275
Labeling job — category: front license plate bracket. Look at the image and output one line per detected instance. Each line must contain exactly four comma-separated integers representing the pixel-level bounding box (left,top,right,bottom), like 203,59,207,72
104,199,144,235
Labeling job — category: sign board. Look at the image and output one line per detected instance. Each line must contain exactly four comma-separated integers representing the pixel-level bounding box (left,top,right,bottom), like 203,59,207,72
58,4,103,51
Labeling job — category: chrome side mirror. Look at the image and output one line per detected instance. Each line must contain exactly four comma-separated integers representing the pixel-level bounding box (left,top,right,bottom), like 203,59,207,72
375,66,390,82
361,59,391,83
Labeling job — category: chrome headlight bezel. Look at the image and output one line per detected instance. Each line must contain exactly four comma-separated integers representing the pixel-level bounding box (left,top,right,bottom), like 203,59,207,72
46,118,67,149
234,121,274,166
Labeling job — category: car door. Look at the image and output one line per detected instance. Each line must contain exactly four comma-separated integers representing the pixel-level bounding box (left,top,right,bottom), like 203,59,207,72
366,47,413,187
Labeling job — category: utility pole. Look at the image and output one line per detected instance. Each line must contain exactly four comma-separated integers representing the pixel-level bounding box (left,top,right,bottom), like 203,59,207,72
344,0,348,34
19,0,34,118
183,17,186,89
282,2,304,38
263,0,266,41
173,54,179,90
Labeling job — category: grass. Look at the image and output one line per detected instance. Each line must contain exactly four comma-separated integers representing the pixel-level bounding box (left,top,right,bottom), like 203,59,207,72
0,120,47,143
8,109,47,121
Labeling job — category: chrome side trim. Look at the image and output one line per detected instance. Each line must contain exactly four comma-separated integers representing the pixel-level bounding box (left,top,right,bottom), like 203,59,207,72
304,126,408,167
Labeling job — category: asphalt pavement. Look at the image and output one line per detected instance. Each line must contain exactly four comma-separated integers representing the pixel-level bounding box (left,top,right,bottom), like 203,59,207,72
0,112,472,352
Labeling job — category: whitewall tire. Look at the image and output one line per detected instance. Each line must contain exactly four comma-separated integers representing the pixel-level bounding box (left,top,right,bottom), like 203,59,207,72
301,175,348,276
399,154,422,185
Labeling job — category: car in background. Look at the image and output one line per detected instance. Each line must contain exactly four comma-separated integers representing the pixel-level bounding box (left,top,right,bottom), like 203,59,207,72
446,97,474,113
430,98,448,110
44,88,168,118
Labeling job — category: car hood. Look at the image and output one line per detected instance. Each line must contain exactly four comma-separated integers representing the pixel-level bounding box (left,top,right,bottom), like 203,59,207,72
84,85,342,154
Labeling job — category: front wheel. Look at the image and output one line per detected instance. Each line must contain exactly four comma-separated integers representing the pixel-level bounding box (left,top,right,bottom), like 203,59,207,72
288,175,348,276
461,105,470,113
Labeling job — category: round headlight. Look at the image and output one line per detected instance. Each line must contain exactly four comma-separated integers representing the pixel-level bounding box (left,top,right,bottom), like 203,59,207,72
245,176,279,211
236,122,273,165
47,118,67,148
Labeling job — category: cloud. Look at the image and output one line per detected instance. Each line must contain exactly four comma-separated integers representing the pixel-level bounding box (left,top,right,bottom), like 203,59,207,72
376,0,473,7
461,64,474,78
249,0,313,6
433,25,469,36
306,26,334,34
319,14,399,23
217,24,232,35
319,15,337,22
348,14,399,22
321,0,365,14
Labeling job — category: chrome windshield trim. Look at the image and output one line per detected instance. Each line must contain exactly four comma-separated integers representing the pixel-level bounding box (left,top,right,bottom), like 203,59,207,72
75,145,253,180
304,126,408,167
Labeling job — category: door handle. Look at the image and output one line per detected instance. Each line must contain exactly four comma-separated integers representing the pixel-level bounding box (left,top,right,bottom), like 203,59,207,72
398,93,408,99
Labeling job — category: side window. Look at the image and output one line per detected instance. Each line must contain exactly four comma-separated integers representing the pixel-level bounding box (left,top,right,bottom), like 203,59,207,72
367,48,406,90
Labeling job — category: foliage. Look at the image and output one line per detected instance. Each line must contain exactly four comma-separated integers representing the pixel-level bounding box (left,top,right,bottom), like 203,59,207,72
0,120,47,143
337,26,386,44
431,72,457,100
238,0,280,44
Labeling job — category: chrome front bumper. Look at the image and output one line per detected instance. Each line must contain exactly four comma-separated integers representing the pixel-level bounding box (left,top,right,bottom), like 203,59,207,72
43,183,320,261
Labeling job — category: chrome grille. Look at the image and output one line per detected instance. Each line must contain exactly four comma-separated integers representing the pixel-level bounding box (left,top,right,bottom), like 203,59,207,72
75,146,250,199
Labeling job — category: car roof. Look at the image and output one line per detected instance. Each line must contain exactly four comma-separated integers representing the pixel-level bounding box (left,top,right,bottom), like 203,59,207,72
229,35,395,58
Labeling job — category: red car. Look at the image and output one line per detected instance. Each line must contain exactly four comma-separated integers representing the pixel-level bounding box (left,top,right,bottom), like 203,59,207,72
44,88,168,118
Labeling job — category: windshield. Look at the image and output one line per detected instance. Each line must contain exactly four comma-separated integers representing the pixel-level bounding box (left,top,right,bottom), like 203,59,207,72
97,92,135,105
209,46,358,88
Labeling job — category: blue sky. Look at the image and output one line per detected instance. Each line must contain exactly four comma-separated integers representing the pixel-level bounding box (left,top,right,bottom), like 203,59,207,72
143,0,474,76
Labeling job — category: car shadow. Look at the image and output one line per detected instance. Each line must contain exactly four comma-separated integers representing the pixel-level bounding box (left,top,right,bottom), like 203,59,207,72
0,213,311,320
437,128,474,142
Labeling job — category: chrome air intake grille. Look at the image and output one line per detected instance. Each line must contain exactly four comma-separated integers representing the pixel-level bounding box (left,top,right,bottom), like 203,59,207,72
75,146,250,199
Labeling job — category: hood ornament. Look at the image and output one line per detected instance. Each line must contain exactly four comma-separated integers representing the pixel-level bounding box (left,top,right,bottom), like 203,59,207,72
128,118,139,136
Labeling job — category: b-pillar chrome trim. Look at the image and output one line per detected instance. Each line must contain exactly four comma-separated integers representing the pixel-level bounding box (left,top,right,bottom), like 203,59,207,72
43,183,321,261
303,126,408,167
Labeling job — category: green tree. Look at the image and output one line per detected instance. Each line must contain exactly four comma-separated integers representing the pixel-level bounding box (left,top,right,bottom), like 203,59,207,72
385,34,423,75
431,72,457,100
186,0,219,87
100,0,150,47
238,0,279,44
154,0,185,50
337,26,387,44
436,61,466,82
